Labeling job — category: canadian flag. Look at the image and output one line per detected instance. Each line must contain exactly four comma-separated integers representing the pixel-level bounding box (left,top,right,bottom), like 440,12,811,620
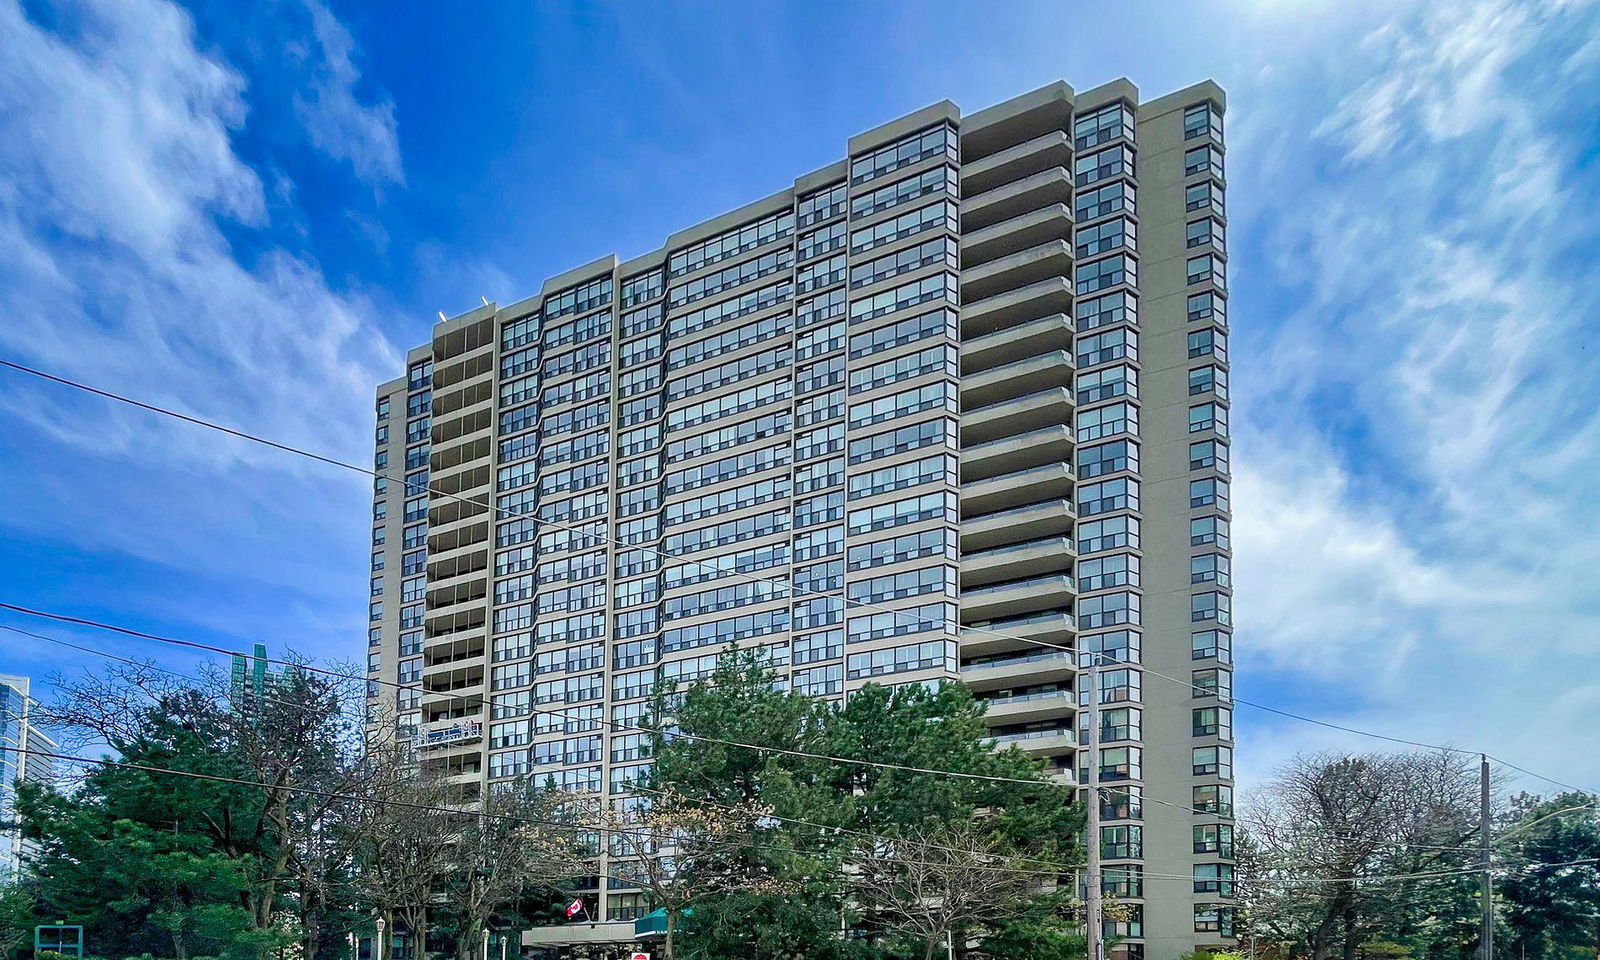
564,899,586,920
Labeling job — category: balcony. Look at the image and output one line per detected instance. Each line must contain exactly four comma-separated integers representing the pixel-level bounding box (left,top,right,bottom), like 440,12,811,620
961,422,1073,481
961,130,1073,198
961,387,1072,446
962,204,1074,269
960,499,1074,552
961,276,1073,339
961,240,1072,304
981,688,1076,725
962,535,1074,587
962,648,1076,690
962,346,1073,409
986,726,1077,757
962,461,1074,517
961,167,1073,232
961,314,1073,375
963,574,1076,622
960,610,1075,661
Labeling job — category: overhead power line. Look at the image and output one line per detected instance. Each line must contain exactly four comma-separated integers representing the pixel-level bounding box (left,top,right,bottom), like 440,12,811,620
3,742,1588,888
0,356,1536,769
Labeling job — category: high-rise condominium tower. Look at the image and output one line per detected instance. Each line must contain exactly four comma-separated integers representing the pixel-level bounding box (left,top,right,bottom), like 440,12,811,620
1,674,59,879
367,78,1235,959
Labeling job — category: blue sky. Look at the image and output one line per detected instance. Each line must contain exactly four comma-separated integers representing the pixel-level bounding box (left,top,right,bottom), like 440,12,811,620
1,0,1598,790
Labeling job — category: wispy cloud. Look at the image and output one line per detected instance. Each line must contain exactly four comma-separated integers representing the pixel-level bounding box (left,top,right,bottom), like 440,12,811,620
0,0,400,654
1229,0,1600,786
291,0,404,186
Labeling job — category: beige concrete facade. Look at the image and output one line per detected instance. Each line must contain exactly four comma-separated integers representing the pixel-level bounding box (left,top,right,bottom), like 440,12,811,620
367,78,1234,960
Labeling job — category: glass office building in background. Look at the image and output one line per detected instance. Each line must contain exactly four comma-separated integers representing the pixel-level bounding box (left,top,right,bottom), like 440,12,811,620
367,78,1235,959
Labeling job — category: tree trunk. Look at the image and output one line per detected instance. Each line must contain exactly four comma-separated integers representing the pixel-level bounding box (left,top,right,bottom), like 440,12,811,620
923,934,942,960
400,905,428,960
664,910,677,960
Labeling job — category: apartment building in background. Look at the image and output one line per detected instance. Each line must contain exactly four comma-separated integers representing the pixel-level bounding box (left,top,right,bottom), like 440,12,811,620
1,674,59,879
367,77,1235,959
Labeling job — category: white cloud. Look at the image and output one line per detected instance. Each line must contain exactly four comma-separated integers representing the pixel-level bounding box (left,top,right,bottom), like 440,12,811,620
0,0,399,646
1230,0,1600,789
291,0,404,186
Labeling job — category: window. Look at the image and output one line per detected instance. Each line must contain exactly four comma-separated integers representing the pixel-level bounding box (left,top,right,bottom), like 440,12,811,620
1075,181,1135,222
1077,439,1139,480
794,663,843,697
1194,904,1235,937
1079,553,1140,591
1186,180,1222,213
1076,254,1136,295
793,629,843,664
544,275,611,319
847,528,954,572
1184,479,1225,513
1194,784,1234,816
1073,102,1134,149
1188,327,1228,360
1100,824,1142,860
847,564,956,605
1079,591,1141,629
845,639,956,680
1189,402,1229,436
1193,708,1233,741
847,381,956,429
798,221,848,261
1082,629,1141,666
847,602,954,645
1191,515,1231,548
1075,144,1134,186
1077,365,1139,407
1075,217,1136,258
668,210,794,278
1076,327,1138,367
850,166,958,219
1077,401,1138,443
1186,251,1226,291
848,417,956,464
847,490,957,535
1192,629,1232,663
1185,217,1225,251
1096,746,1142,782
1189,439,1230,473
848,308,956,358
1194,824,1234,857
798,288,847,328
1076,290,1137,332
849,273,958,324
850,200,958,254
1190,553,1231,587
797,182,847,227
1188,290,1227,324
1191,591,1231,625
1184,101,1224,141
850,124,958,184
1193,667,1233,701
1189,364,1228,399
1079,515,1140,554
1184,143,1225,178
1076,477,1139,517
848,237,957,289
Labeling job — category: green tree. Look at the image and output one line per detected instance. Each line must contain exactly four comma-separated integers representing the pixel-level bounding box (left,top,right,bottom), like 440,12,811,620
1499,792,1600,960
17,737,267,960
647,651,1083,960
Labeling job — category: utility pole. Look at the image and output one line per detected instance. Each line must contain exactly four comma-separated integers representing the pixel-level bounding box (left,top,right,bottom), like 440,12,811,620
1085,657,1104,960
1480,754,1494,960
